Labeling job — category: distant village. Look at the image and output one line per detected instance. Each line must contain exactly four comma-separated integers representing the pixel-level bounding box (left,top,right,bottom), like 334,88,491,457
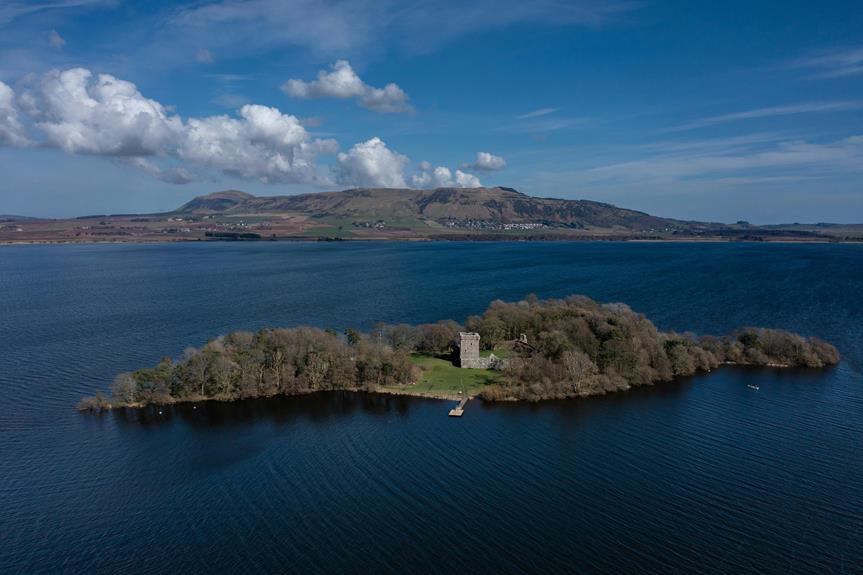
441,218,547,231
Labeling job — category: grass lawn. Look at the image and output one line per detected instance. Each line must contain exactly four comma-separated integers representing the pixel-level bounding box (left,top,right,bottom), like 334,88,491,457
382,353,500,396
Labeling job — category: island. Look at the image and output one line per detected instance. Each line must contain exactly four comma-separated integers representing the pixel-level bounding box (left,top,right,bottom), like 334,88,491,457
6,187,863,244
78,294,840,411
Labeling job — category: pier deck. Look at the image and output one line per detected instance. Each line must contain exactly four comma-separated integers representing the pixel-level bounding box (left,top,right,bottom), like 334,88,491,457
448,397,469,417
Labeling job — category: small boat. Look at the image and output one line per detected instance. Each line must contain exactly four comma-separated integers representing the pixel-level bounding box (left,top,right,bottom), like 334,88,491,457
747,384,760,391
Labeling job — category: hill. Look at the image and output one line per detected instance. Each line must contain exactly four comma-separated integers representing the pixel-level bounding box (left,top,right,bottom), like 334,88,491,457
3,186,861,243
175,190,256,214
176,186,684,233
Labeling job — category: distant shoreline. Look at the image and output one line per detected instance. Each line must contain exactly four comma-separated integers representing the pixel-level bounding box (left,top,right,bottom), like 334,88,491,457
3,235,861,246
4,187,863,244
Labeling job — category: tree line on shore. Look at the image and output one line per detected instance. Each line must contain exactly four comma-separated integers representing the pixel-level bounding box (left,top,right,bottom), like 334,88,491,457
79,294,839,410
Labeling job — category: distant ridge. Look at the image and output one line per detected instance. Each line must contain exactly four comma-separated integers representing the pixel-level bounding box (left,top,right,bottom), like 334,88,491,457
176,186,682,232
0,215,36,221
176,190,255,214
4,186,861,243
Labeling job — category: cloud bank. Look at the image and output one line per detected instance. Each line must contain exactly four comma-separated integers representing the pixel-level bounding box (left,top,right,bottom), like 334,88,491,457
7,68,338,184
2,67,497,190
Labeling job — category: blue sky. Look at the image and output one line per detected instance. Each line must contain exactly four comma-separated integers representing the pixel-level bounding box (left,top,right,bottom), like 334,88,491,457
0,0,862,222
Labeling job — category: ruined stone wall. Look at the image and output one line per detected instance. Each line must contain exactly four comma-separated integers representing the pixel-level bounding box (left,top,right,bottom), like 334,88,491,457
458,332,512,370
461,356,493,369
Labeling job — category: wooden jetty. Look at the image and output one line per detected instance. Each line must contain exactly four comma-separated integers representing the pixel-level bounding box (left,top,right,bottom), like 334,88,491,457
449,397,469,417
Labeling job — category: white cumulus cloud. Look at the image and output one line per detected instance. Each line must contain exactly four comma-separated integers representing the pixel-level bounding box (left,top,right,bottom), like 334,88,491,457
180,104,337,183
10,68,339,184
412,161,482,188
283,60,412,114
21,68,183,156
1,66,489,190
466,151,506,171
334,137,410,187
0,81,30,146
411,164,452,187
455,169,481,187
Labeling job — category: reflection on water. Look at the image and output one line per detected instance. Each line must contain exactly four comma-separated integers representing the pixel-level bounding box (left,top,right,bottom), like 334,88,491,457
111,391,421,428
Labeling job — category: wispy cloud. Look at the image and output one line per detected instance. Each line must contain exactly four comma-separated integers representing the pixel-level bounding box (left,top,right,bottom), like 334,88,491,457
161,0,637,60
195,49,214,64
637,132,792,153
518,107,560,119
211,92,249,108
203,73,252,82
501,117,586,133
585,135,863,183
790,45,863,79
0,0,114,27
687,175,821,186
665,101,863,132
48,29,66,49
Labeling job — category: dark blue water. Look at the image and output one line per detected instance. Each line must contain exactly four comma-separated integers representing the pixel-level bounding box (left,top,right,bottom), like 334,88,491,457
1,242,861,574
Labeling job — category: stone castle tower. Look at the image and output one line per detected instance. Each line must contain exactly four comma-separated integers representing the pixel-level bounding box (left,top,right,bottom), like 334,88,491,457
459,332,495,369
458,332,480,367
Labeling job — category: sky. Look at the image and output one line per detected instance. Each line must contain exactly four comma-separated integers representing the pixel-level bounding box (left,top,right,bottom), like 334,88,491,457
0,0,862,223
